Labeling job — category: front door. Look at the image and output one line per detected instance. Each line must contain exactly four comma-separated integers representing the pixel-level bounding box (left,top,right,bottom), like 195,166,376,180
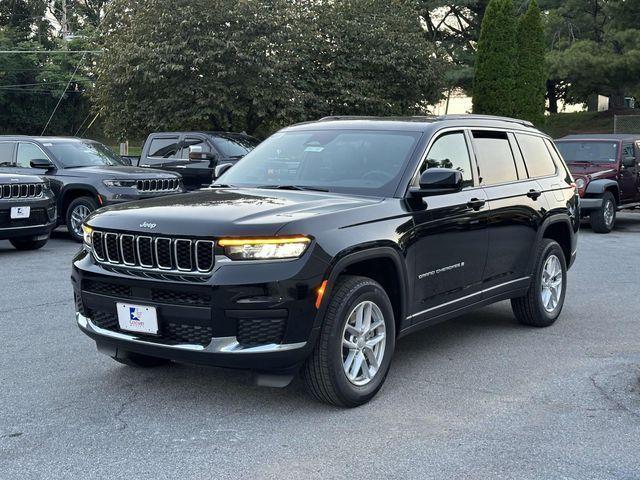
408,130,489,324
178,137,216,189
619,143,640,203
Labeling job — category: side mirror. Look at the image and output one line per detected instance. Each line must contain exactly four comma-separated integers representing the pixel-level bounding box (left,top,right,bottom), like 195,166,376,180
189,145,215,162
622,156,636,168
214,162,233,179
30,158,55,171
410,168,463,197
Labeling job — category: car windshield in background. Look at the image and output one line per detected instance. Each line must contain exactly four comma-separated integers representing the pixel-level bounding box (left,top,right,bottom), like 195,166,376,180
217,129,421,196
555,141,619,163
48,142,124,168
212,135,260,158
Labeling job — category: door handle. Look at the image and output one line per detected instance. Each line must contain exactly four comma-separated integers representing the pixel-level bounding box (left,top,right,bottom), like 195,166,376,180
526,189,542,200
467,198,486,210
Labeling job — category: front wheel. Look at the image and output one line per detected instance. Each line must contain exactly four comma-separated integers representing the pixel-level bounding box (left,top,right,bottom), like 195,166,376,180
302,275,395,407
590,191,616,233
66,197,98,242
511,239,567,327
9,236,49,250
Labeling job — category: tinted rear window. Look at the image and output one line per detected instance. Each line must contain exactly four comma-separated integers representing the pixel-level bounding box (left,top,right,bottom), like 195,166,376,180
515,133,556,177
472,131,518,185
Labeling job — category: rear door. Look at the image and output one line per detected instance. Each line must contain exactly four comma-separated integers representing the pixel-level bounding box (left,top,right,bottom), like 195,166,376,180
472,130,549,294
140,134,182,171
619,142,640,202
408,130,489,323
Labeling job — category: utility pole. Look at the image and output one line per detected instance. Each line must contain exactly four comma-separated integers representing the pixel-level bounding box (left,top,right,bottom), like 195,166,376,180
61,0,68,39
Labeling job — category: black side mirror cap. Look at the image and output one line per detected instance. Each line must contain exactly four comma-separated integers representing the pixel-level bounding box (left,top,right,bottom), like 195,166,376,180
410,168,463,197
214,162,233,179
622,157,636,168
30,158,55,170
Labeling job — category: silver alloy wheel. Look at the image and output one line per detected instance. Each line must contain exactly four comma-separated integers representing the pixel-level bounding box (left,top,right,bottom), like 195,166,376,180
603,200,615,228
541,254,563,313
70,204,91,236
341,300,386,386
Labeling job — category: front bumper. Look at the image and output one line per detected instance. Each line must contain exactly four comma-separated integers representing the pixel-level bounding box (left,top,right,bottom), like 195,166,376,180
578,197,603,214
72,247,328,372
0,199,57,240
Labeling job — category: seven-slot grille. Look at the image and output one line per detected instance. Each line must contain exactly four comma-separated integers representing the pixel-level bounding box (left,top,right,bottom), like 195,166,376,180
92,231,214,273
136,178,180,192
0,183,44,199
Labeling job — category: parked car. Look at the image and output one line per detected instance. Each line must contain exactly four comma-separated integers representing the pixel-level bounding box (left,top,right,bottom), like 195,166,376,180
0,172,56,250
73,115,578,407
132,131,260,190
555,134,640,233
0,137,185,242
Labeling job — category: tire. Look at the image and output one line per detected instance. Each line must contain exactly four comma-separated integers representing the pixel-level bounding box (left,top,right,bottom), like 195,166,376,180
112,351,171,368
511,239,567,328
302,275,396,407
66,196,98,242
9,236,49,250
590,191,616,233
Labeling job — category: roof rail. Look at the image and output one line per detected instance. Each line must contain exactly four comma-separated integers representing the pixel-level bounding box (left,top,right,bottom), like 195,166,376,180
436,114,534,127
318,115,437,122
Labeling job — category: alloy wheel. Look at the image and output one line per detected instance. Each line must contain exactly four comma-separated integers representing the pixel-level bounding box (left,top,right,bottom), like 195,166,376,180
70,205,91,237
341,300,386,386
541,254,563,312
603,200,615,228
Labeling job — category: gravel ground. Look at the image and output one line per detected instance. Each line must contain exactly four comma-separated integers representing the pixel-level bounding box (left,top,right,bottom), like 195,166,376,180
1,217,639,480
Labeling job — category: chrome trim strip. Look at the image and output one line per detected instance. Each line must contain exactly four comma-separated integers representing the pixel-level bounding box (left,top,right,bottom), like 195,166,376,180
76,312,306,354
92,231,105,261
104,232,120,263
407,276,530,320
120,234,136,266
174,238,192,271
136,236,154,268
155,237,173,270
195,240,215,272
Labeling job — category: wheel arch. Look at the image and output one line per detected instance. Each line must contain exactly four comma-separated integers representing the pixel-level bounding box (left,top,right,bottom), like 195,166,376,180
536,215,575,270
59,185,100,218
318,246,410,335
585,179,620,203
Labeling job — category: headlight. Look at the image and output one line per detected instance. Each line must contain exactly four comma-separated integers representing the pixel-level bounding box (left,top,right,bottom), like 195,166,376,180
82,225,93,246
575,178,586,190
218,236,311,260
103,179,136,188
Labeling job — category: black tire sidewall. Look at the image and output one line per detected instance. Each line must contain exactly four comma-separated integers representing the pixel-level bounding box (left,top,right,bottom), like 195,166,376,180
531,241,567,322
66,197,97,241
325,280,396,406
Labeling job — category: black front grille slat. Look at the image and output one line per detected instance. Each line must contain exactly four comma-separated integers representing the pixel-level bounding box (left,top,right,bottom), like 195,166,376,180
0,183,43,199
84,280,132,297
237,317,287,347
134,178,177,193
91,230,214,275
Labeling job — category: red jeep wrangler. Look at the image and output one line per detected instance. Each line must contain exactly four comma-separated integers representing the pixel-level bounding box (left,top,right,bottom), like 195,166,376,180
555,134,640,233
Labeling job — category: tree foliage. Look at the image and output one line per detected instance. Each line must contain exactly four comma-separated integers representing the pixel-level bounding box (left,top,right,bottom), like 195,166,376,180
514,0,546,124
472,0,517,116
93,0,445,139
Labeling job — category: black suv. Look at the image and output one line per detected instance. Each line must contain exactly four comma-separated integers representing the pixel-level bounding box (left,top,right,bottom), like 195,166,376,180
0,137,185,241
72,116,579,407
0,173,56,250
134,131,261,190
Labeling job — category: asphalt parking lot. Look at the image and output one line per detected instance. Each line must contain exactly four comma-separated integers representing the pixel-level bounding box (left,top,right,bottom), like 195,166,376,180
1,216,639,480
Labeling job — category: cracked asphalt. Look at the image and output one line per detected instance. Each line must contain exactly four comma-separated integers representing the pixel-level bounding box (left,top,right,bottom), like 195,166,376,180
1,216,639,480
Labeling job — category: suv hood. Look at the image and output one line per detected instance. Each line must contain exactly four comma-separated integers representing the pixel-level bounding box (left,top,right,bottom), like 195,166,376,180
61,165,180,179
0,173,44,184
86,188,383,237
567,163,617,178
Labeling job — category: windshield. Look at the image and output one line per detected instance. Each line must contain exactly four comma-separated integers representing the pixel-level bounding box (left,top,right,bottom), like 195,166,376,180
555,141,619,164
48,141,124,168
212,135,260,158
217,129,421,196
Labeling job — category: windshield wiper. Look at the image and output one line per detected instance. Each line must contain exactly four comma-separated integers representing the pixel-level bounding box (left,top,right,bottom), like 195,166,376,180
256,185,329,192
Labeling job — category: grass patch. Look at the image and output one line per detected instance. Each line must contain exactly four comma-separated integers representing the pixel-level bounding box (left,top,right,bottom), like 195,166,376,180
542,111,614,138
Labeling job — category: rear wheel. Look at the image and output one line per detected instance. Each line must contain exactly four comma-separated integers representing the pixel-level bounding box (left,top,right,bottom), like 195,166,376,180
66,196,98,242
511,239,567,327
590,191,616,233
302,275,395,407
9,236,49,250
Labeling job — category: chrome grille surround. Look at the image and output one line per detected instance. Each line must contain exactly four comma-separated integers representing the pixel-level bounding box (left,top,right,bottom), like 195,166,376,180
90,230,215,274
136,178,180,192
0,183,44,199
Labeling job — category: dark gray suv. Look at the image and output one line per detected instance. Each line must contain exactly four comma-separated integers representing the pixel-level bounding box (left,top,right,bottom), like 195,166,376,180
0,137,185,241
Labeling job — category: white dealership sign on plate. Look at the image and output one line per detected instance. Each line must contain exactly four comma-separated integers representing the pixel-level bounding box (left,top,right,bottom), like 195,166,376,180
10,206,30,219
116,303,159,335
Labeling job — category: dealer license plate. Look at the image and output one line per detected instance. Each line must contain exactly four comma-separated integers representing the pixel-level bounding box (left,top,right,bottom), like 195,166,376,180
116,303,159,335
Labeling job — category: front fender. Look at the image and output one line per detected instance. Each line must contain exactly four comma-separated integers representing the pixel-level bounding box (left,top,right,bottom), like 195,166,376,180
585,178,619,198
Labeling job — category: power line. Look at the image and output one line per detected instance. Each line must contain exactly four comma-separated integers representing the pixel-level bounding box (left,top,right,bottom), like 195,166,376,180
0,50,102,54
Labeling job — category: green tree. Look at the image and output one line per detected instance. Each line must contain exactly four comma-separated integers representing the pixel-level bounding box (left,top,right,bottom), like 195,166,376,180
514,0,546,124
472,0,517,116
94,0,445,139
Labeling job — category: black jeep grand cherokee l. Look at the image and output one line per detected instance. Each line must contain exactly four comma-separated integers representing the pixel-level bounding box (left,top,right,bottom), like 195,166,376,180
73,116,579,407
0,173,56,250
